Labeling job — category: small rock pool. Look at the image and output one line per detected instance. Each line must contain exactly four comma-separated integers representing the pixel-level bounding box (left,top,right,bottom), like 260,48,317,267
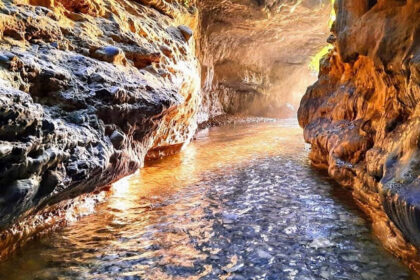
0,120,418,279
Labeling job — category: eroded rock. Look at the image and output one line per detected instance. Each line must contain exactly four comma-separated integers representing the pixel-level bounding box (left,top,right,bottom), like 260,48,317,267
178,25,193,41
0,0,200,231
92,46,126,65
298,0,420,273
197,0,331,122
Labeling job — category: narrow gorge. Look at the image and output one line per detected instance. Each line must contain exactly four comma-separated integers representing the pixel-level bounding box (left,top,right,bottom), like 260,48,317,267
0,0,419,279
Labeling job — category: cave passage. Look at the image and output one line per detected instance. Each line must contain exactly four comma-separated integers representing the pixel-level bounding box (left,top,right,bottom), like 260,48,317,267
0,121,417,279
2,0,420,278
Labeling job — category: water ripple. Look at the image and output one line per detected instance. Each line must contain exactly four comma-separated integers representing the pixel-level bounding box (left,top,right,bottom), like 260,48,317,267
0,120,417,280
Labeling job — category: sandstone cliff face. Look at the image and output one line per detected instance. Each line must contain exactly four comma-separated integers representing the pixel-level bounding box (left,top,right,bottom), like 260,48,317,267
0,0,200,229
298,0,420,270
197,0,331,121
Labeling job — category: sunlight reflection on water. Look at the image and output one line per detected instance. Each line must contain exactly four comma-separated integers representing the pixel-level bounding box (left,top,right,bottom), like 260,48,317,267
0,119,418,280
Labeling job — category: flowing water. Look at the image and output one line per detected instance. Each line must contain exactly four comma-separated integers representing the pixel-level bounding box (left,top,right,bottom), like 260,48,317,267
0,120,418,280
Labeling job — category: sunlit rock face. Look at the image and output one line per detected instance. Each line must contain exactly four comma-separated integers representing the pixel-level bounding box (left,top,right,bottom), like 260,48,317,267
0,0,200,228
298,0,420,271
197,0,331,121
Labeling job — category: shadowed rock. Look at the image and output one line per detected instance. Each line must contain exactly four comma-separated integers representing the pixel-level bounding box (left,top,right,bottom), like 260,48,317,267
0,0,200,230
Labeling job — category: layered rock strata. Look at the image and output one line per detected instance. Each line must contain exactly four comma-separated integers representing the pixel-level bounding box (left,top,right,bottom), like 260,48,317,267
298,0,420,272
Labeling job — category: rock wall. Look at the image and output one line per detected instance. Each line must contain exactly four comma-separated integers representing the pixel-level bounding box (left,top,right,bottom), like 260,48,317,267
197,0,331,122
0,0,200,229
3,0,404,267
0,0,334,234
298,0,420,272
0,0,332,250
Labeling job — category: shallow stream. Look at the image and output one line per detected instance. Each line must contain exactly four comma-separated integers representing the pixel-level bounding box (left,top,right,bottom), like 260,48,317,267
0,120,417,280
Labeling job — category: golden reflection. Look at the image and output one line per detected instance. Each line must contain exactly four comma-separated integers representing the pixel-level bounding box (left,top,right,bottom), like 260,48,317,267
110,172,138,211
0,121,304,280
0,121,417,279
100,121,303,278
112,120,302,202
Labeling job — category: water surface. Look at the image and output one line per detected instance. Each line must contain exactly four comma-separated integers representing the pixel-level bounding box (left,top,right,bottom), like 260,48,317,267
0,120,418,280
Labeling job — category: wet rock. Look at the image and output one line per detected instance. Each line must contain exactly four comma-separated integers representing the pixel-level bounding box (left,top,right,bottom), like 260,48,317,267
0,143,13,158
327,34,336,44
0,54,9,65
41,120,55,134
160,45,173,58
310,238,334,249
223,263,244,273
284,225,297,235
227,275,246,280
37,170,60,198
255,249,272,259
128,52,161,69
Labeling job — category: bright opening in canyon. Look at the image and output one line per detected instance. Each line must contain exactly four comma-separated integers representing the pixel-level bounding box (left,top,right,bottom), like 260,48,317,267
197,0,331,120
0,0,420,279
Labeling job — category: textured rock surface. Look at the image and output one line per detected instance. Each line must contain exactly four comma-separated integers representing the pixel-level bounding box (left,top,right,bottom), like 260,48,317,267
0,0,333,234
0,0,333,252
0,0,200,229
197,0,331,122
298,0,420,272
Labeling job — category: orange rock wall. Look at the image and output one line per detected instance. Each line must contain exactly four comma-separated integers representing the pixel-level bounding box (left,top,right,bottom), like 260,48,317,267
298,0,420,272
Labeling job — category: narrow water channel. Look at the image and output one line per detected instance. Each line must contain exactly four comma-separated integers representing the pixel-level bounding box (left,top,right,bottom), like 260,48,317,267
0,120,417,280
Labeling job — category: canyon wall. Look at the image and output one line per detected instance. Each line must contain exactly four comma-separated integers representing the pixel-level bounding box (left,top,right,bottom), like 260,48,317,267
0,0,332,234
197,0,331,121
298,0,420,271
0,0,200,229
